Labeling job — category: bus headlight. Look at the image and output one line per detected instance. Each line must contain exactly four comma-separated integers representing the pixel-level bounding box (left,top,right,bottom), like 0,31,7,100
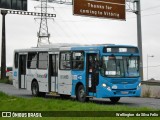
102,83,107,87
102,83,111,91
137,83,141,90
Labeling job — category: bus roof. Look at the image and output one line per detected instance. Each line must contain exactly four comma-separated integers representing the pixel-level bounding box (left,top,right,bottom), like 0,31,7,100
14,43,138,52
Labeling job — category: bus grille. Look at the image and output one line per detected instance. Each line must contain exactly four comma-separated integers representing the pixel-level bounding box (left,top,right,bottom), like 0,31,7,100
111,79,137,84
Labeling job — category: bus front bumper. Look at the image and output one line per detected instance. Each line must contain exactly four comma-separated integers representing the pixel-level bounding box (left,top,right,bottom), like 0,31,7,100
96,86,141,98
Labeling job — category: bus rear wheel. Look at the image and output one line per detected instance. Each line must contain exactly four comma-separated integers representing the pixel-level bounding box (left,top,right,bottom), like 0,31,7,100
110,97,120,103
31,81,45,97
76,85,89,102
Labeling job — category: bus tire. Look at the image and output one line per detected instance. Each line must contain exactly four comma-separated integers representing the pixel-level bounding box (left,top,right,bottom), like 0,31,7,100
76,85,89,102
31,81,39,97
31,81,45,97
110,97,120,104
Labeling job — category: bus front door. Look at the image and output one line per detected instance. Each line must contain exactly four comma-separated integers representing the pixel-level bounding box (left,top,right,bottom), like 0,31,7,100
86,53,99,93
18,55,27,89
49,54,58,92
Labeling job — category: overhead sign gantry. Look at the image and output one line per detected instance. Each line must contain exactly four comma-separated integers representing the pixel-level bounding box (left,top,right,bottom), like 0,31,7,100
73,0,126,20
0,0,27,11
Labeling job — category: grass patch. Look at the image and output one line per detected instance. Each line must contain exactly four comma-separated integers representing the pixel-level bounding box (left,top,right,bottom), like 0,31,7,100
0,92,159,120
0,92,153,111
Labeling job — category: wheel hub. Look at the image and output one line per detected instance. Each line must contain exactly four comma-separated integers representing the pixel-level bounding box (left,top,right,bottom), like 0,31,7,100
79,89,85,98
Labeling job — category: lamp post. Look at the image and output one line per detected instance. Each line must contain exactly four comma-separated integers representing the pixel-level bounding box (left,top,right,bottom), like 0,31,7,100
147,55,154,80
1,10,7,79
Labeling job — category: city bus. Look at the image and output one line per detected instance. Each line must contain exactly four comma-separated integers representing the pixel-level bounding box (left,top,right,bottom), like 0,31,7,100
13,44,141,103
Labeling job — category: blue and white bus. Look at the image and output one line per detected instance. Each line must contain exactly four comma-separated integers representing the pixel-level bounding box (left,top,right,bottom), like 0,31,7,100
13,44,141,103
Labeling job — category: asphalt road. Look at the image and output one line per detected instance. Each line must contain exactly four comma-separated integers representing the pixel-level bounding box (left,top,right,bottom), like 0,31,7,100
0,83,160,110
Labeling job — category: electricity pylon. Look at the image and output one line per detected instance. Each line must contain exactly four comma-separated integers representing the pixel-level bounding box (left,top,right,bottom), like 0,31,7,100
35,0,54,46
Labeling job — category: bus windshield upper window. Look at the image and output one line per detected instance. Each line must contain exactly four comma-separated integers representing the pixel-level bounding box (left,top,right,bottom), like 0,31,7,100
60,52,71,70
100,56,139,78
72,52,84,70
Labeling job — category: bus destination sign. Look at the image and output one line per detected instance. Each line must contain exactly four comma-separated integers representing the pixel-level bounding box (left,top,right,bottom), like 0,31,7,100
73,0,126,20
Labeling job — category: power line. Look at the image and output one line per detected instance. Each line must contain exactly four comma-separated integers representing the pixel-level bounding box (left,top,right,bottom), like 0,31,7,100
142,12,160,17
141,5,160,11
127,12,160,19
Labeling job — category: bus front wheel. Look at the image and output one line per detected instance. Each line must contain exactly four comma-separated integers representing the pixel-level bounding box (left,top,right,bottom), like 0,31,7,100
76,85,89,102
110,97,120,103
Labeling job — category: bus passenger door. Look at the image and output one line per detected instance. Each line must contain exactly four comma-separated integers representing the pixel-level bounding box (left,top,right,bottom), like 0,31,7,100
49,54,58,92
86,53,99,93
18,55,27,89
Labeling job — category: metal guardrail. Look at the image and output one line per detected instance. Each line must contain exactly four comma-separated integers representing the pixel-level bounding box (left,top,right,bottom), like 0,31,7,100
141,81,160,86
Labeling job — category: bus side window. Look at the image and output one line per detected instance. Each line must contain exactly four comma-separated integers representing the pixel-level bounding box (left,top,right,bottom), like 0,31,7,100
72,51,84,70
14,53,18,68
60,52,71,70
27,52,37,69
38,52,48,69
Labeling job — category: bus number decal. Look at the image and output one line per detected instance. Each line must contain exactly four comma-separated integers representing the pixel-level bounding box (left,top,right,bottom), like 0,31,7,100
60,75,69,79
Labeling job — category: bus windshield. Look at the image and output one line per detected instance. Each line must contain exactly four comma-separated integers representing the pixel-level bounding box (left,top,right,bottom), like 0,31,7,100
101,56,140,77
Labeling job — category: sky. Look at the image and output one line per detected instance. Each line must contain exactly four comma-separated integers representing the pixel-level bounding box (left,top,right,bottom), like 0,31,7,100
0,0,160,80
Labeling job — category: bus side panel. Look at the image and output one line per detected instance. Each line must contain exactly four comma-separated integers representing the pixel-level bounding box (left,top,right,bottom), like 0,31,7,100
26,69,37,91
13,52,19,89
58,70,72,95
13,69,19,89
71,71,86,96
36,69,49,92
26,69,49,92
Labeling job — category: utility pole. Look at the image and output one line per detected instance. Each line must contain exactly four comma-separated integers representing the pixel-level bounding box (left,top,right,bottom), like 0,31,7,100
126,0,143,80
135,0,143,80
1,10,7,79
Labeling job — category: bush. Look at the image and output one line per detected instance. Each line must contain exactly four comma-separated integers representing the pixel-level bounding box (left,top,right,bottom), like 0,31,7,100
0,78,13,85
155,90,160,99
142,86,151,98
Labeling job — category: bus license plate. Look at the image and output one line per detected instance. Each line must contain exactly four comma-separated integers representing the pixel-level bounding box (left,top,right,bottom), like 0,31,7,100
121,91,128,94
